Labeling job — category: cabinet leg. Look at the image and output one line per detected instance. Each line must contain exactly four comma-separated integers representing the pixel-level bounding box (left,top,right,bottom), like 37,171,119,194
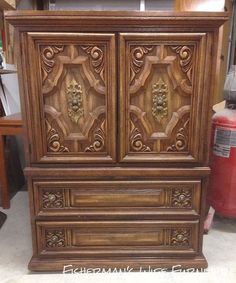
0,135,10,209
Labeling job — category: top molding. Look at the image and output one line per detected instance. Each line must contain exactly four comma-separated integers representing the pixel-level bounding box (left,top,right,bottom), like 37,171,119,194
5,10,228,30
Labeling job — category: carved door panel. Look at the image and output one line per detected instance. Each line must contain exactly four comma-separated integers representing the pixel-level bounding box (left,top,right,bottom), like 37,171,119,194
119,33,209,163
25,33,116,163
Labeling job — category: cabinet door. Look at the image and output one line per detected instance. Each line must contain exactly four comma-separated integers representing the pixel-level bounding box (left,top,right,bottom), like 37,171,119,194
119,33,210,163
24,33,116,163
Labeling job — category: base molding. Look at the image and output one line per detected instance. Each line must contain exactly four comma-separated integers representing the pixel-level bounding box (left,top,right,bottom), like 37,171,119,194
29,255,208,272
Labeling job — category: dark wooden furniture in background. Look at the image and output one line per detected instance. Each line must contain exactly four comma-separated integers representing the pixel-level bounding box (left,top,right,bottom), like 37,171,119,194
0,98,4,116
6,10,227,271
0,112,23,208
0,0,16,64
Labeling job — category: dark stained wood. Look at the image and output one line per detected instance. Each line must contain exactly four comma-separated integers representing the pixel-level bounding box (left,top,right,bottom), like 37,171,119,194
0,135,9,208
6,11,227,272
0,112,23,208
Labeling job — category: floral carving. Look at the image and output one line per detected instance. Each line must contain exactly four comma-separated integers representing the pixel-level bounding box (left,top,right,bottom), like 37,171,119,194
46,119,69,153
66,79,84,124
167,118,190,152
152,78,168,122
130,45,154,84
81,45,105,83
45,229,65,248
171,45,193,84
42,191,64,209
130,121,151,152
85,120,106,152
41,45,64,83
170,229,191,246
171,188,192,208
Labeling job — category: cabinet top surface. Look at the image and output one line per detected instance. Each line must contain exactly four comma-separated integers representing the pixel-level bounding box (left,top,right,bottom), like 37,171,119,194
5,10,228,29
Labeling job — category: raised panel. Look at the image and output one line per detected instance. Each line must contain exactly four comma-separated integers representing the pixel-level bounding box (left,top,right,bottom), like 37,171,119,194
34,180,201,218
26,33,116,163
70,188,165,207
36,220,199,257
119,33,209,163
71,228,164,246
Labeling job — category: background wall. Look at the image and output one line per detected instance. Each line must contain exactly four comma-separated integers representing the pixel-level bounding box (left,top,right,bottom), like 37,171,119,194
48,0,174,11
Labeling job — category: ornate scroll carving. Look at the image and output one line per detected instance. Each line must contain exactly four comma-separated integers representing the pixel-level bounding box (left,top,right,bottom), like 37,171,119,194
46,119,69,153
42,191,64,209
152,78,168,122
130,121,151,152
170,229,191,246
81,45,105,83
85,120,106,152
171,46,193,84
66,79,83,124
167,118,190,152
130,45,154,84
171,188,192,208
41,45,64,83
45,229,65,248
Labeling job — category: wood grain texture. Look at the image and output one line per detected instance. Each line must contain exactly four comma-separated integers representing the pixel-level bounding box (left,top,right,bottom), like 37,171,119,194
175,0,225,12
28,255,208,272
24,167,211,177
5,10,228,29
22,32,116,163
33,180,201,218
36,220,199,257
119,33,209,163
6,11,227,272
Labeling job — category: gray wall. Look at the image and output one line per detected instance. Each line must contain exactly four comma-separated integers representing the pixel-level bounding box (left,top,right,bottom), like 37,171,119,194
49,0,174,11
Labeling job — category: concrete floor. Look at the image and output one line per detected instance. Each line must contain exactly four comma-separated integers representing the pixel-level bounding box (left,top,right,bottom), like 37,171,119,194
0,191,236,283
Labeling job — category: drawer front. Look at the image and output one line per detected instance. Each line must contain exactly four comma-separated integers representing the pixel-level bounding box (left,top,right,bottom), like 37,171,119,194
34,180,201,218
36,220,199,257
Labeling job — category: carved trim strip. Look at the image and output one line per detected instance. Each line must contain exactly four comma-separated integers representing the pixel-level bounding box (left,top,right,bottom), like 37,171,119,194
46,119,69,153
81,45,105,83
167,118,190,152
41,45,64,84
85,120,106,152
171,188,192,208
42,191,64,209
171,45,193,84
152,78,168,122
130,45,154,84
66,79,84,124
170,228,191,246
130,121,151,152
45,229,66,248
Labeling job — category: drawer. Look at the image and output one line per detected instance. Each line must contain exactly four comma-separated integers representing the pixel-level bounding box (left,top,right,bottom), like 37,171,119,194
36,220,199,258
33,180,201,218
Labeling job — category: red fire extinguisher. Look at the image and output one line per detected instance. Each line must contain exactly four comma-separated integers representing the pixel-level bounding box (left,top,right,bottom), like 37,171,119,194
208,67,236,218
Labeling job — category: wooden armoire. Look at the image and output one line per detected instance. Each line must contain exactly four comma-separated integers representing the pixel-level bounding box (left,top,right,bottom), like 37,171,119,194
6,11,227,271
